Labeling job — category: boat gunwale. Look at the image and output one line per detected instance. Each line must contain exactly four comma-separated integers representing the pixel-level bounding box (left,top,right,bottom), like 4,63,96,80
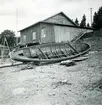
12,44,90,62
14,42,88,52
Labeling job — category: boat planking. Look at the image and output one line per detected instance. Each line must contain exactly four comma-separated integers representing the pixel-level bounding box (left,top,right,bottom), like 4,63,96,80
10,42,90,64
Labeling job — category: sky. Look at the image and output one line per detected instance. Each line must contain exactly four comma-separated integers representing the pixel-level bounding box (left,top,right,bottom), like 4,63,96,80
0,0,102,36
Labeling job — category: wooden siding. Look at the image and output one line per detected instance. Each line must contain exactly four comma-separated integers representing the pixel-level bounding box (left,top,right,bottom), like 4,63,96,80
20,23,55,44
20,24,40,44
54,25,90,42
40,23,55,43
44,14,74,25
20,23,92,45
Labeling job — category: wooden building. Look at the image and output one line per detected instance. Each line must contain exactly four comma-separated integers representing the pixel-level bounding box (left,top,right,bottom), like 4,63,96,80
19,12,93,45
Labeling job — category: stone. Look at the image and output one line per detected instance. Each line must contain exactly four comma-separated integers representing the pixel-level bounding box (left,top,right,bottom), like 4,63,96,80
60,60,76,67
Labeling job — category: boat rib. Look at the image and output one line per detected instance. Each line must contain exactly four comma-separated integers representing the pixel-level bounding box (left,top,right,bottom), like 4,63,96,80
10,42,90,63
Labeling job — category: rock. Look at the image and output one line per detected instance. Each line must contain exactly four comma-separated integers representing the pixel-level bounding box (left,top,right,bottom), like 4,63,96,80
89,51,98,54
60,60,72,64
12,87,26,95
48,92,55,96
65,61,76,67
60,60,74,65
60,60,76,67
52,80,72,88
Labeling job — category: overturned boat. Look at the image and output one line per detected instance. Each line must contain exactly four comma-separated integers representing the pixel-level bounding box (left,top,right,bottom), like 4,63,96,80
10,42,90,64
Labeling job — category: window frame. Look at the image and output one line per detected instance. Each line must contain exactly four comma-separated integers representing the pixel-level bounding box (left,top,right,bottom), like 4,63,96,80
23,35,26,43
41,28,46,38
32,31,36,41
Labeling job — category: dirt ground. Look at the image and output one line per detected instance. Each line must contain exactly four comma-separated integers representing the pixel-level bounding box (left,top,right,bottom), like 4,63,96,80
0,36,102,105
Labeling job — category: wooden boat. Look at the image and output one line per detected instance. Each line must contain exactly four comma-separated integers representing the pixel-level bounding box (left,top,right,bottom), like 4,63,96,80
10,42,90,64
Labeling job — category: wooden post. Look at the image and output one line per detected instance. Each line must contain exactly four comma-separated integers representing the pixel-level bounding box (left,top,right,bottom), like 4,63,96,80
67,42,79,54
38,47,48,59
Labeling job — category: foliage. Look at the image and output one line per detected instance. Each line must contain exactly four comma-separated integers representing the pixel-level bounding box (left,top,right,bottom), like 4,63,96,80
17,37,20,43
92,6,102,28
87,23,90,27
80,14,86,27
0,30,16,49
75,18,79,26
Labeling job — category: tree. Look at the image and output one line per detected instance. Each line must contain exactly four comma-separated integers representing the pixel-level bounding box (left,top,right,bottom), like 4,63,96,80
75,18,79,26
92,12,98,28
97,16,102,28
87,23,90,27
80,14,86,27
92,6,102,28
0,30,16,49
17,37,20,43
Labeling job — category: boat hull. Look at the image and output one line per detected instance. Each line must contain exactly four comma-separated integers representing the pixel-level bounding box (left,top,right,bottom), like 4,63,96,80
11,42,90,63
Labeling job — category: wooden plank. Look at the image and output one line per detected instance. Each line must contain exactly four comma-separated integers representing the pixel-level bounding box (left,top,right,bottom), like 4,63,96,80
63,44,69,55
50,45,55,57
73,56,88,62
64,43,73,56
64,48,69,56
62,44,68,57
38,47,48,59
36,49,45,59
54,46,60,58
0,62,23,68
10,43,90,63
59,47,66,57
50,45,59,58
45,52,50,59
62,49,67,57
58,48,63,57
53,51,60,58
36,52,41,59
67,42,79,54
45,47,51,59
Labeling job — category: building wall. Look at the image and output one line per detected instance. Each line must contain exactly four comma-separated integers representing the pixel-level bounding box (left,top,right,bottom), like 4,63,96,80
20,23,92,44
54,25,92,42
20,23,55,44
20,24,40,44
39,23,55,43
44,14,74,25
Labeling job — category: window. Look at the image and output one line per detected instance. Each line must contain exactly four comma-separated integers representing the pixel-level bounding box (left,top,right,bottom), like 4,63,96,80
23,35,26,43
41,28,46,38
32,31,36,40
